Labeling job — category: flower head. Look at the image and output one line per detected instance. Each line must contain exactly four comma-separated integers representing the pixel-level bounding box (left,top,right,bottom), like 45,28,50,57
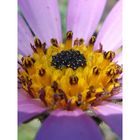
18,0,122,140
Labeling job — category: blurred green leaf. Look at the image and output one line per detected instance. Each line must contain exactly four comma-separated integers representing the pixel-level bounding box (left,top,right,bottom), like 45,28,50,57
18,119,40,140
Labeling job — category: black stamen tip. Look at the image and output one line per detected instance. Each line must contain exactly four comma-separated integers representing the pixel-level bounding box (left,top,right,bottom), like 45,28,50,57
34,38,42,48
93,67,101,75
69,75,79,85
89,36,96,45
79,38,84,45
51,38,59,47
66,31,73,40
104,51,115,61
39,68,46,76
51,81,58,92
74,38,79,46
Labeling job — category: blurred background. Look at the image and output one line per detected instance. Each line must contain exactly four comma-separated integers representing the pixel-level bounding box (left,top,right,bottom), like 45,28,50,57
18,0,121,140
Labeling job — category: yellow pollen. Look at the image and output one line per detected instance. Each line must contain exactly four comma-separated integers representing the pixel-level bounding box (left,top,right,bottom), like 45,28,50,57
18,31,122,111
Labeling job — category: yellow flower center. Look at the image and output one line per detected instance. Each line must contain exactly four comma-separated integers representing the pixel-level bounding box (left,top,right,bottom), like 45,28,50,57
18,31,122,111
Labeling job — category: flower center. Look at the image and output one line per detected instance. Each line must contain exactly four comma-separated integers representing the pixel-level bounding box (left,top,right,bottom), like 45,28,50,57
18,31,122,111
51,49,86,70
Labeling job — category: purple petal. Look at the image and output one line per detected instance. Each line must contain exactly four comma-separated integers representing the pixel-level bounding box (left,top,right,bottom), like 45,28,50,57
91,102,122,138
18,14,33,55
35,109,103,140
18,111,39,125
18,0,62,45
67,0,107,44
18,89,46,114
95,0,122,51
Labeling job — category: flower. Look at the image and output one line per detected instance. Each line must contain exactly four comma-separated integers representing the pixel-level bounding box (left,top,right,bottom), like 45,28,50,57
18,0,122,140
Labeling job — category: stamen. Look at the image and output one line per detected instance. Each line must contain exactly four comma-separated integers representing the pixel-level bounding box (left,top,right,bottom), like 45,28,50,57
89,36,96,45
93,66,101,75
30,43,37,53
39,88,47,106
51,38,59,47
21,56,34,68
74,38,79,46
104,51,115,61
51,81,58,92
66,31,73,49
69,75,79,85
79,38,84,45
39,68,46,76
58,89,68,102
76,94,82,106
88,35,96,50
34,37,42,48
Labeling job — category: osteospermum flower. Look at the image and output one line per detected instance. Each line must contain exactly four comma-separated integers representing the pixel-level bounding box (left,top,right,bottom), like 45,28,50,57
18,0,122,140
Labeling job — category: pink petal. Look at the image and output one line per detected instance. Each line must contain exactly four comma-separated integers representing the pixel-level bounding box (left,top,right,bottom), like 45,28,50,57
18,89,46,114
18,0,62,46
91,102,122,138
95,0,122,51
67,0,107,44
18,14,33,55
35,109,103,140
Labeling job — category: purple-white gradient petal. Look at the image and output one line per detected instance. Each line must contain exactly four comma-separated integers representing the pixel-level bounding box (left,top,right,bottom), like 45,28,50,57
95,0,122,51
18,14,33,55
18,0,62,45
35,109,103,140
67,0,107,44
92,102,122,138
18,89,46,114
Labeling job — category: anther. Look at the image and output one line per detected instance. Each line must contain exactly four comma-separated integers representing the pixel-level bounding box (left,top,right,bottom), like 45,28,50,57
116,64,123,74
79,38,84,45
66,31,73,40
86,91,92,99
30,43,37,53
76,94,82,106
104,51,115,61
53,93,59,102
58,89,67,102
106,68,116,76
93,67,101,75
18,61,23,67
22,56,34,68
96,43,103,52
34,37,42,48
51,38,59,47
69,75,79,85
51,81,58,92
42,42,47,54
74,38,79,46
39,68,46,76
27,79,34,97
89,36,96,45
39,88,47,106
89,86,95,92
86,86,95,99
66,31,73,49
